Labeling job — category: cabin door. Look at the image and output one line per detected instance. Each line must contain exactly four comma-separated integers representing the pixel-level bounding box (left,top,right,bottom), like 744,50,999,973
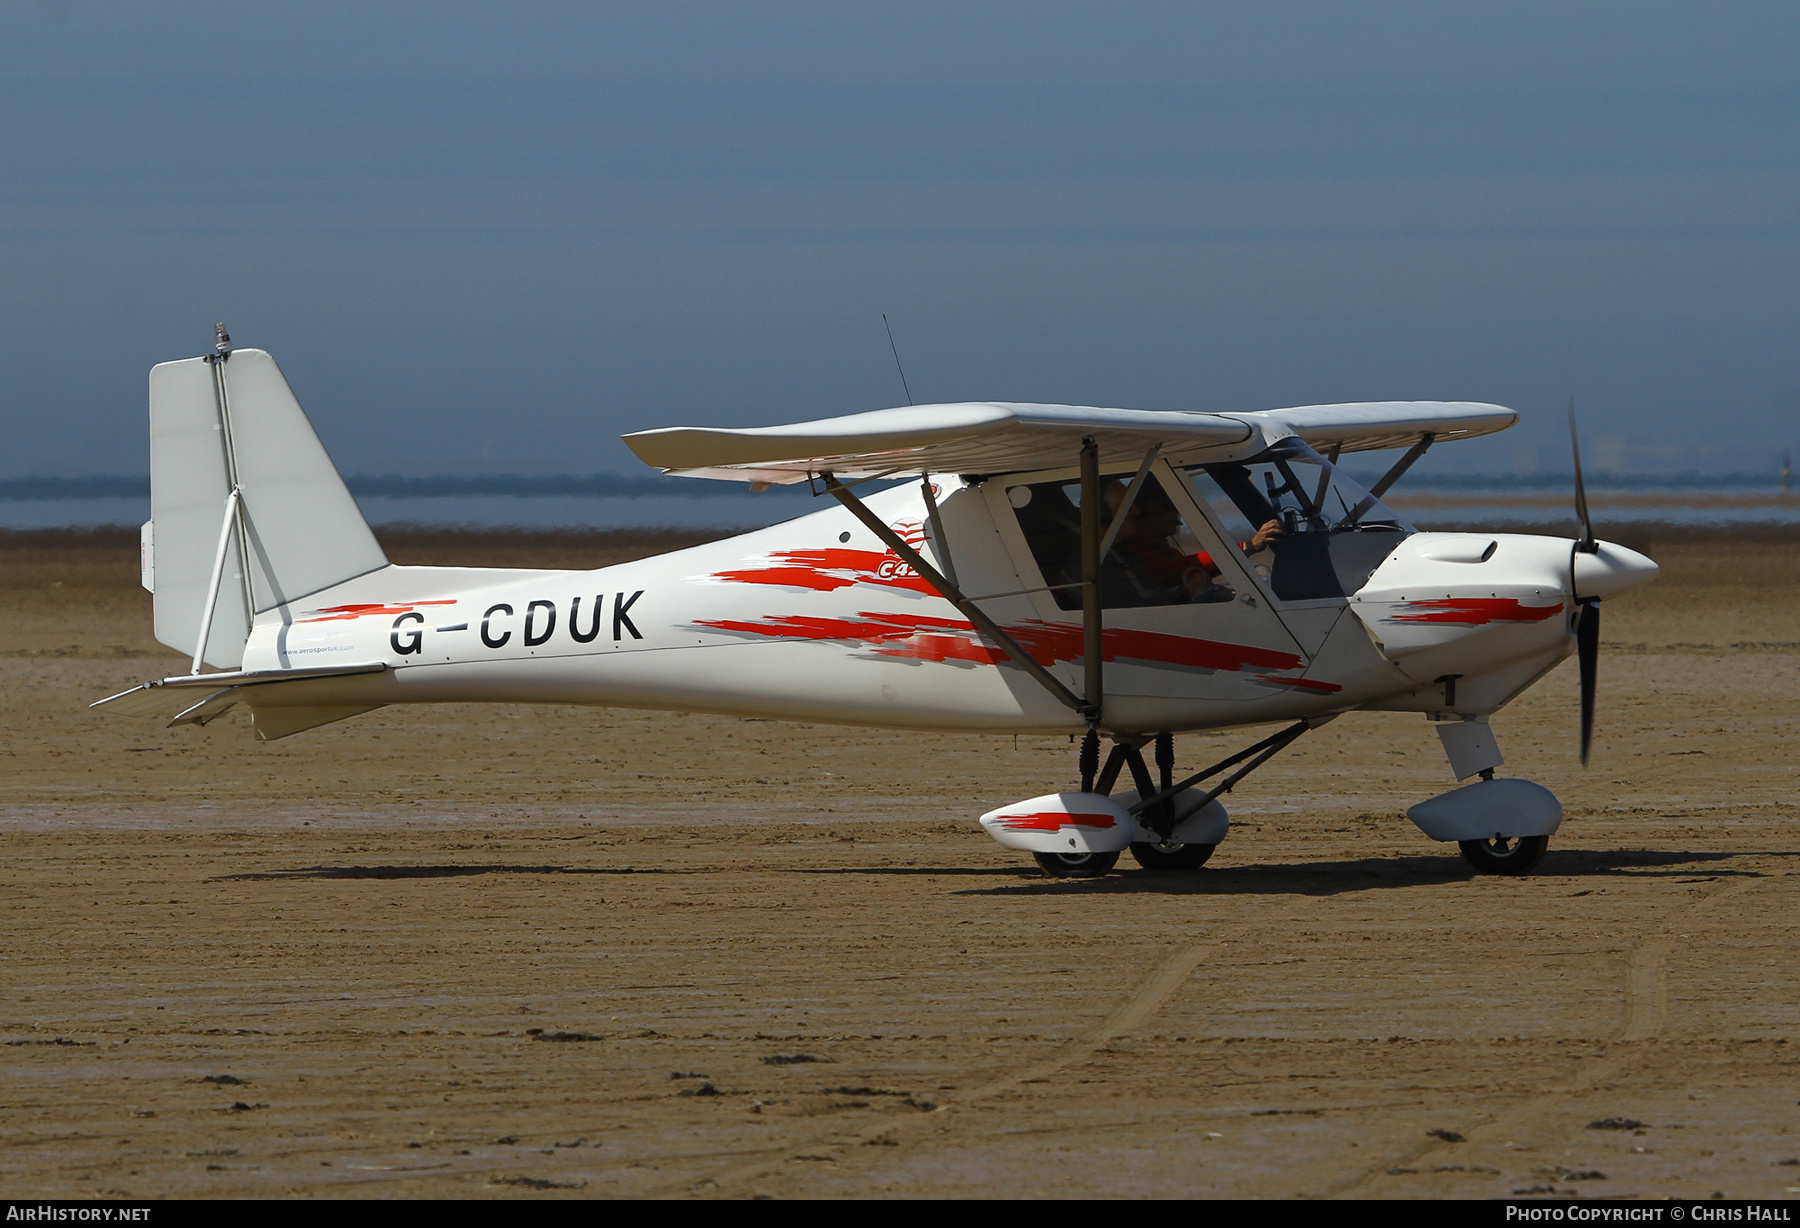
984,461,1312,702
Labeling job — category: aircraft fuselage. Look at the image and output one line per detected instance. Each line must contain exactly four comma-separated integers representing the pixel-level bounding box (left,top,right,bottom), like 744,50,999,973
228,481,1653,739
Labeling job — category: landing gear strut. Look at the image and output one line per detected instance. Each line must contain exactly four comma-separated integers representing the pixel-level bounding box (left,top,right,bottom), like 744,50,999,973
1125,730,1215,869
1121,719,1315,831
1043,720,1316,879
1411,733,1562,876
1089,731,1213,872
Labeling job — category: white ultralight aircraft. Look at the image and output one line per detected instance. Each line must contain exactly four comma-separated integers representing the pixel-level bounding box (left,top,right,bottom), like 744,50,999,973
96,329,1659,878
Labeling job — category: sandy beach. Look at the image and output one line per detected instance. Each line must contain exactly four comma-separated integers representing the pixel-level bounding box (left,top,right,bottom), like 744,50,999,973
2,528,1796,1199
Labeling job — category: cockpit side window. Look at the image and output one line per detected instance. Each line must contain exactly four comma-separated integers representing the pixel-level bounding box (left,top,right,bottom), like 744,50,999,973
1006,480,1085,609
1183,439,1415,602
1004,474,1239,611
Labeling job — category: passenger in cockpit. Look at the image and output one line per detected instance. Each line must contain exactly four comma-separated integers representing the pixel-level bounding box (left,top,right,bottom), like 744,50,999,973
1103,481,1269,605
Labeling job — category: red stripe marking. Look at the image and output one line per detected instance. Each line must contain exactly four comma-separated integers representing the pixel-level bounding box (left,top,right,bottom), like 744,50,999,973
998,812,1118,831
297,600,457,623
689,616,918,643
706,527,949,598
1389,598,1563,625
1255,674,1344,693
693,611,1306,676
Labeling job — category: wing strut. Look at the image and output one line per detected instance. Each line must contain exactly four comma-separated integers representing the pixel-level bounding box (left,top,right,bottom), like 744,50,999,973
1367,432,1434,500
1078,437,1103,727
1347,431,1434,523
821,473,1093,718
919,474,957,588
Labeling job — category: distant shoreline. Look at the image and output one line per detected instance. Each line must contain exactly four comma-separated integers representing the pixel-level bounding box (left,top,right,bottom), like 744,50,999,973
4,475,1799,536
0,474,821,501
0,472,1793,501
5,521,1798,551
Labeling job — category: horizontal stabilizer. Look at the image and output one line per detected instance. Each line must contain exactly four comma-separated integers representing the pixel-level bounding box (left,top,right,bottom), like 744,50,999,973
624,399,1516,482
251,704,386,742
91,661,388,719
168,689,241,728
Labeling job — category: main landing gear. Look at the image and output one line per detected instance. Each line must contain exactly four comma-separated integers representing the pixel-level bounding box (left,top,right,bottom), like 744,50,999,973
988,718,1565,880
979,722,1317,881
1097,730,1214,873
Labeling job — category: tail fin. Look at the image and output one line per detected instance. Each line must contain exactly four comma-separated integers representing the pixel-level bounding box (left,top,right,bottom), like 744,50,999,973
147,346,388,668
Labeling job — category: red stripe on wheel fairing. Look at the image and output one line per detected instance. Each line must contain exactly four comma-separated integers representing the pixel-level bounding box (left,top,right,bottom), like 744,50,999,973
997,812,1118,831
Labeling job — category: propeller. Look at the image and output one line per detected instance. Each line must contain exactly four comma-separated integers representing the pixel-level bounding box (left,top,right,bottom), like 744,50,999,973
1577,592,1599,765
1569,398,1598,554
1569,399,1600,764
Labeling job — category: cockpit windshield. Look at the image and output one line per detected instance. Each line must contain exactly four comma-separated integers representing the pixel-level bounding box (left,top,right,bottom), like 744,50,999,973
1181,439,1415,602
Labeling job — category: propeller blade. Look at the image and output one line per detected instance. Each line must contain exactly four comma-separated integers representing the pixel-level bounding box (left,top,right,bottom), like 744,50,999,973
1578,597,1599,765
1568,398,1597,553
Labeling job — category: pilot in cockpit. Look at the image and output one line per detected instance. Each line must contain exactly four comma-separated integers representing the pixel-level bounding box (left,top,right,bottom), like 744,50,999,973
1102,481,1285,605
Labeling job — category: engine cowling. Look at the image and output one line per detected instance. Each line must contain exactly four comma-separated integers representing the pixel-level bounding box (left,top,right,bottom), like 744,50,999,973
1349,533,1575,684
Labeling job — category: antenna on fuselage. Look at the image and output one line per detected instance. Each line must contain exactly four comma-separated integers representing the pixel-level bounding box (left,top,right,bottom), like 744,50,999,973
882,314,914,406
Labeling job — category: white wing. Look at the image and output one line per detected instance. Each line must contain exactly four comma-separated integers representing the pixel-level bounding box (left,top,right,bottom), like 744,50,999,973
624,402,1251,482
623,399,1515,482
1239,400,1518,454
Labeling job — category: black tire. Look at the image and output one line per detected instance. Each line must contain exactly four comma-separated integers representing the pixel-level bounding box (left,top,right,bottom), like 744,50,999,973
1458,835,1549,875
1129,842,1216,872
1031,851,1120,879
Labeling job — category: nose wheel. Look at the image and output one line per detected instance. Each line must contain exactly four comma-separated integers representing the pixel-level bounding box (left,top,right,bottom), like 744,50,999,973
1458,835,1549,875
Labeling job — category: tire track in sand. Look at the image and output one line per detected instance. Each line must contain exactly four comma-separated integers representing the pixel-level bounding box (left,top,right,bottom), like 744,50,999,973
1324,873,1774,1199
662,889,1328,1199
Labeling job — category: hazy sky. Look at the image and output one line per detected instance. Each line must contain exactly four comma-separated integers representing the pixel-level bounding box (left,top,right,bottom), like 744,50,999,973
3,1,1797,482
